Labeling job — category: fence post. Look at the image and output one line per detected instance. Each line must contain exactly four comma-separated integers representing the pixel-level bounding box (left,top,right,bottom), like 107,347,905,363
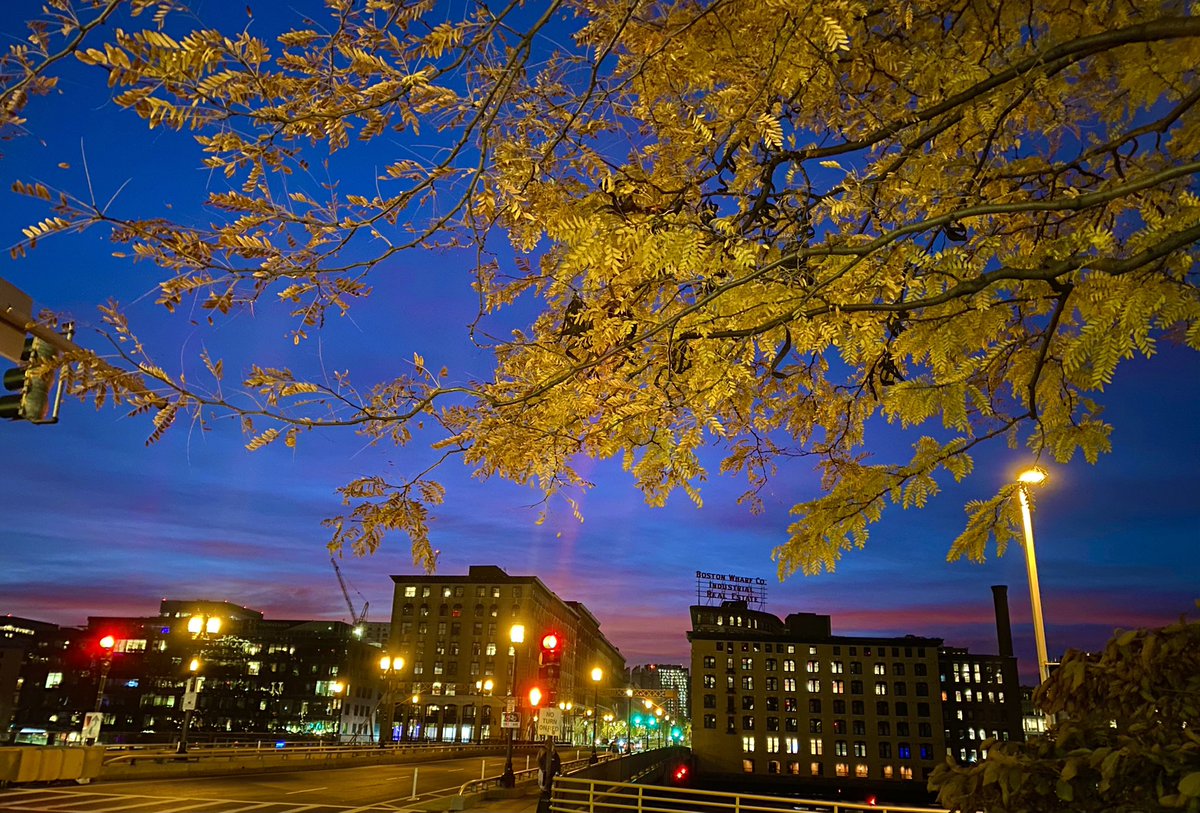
410,767,419,800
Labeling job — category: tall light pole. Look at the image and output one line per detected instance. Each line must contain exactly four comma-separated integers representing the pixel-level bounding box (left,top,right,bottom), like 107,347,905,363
378,655,404,748
588,667,602,763
1016,467,1052,685
501,623,524,787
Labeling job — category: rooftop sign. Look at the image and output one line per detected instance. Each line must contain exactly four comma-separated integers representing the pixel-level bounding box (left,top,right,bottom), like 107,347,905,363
695,570,767,609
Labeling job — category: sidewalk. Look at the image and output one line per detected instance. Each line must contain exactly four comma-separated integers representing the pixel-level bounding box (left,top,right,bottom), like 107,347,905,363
468,789,542,812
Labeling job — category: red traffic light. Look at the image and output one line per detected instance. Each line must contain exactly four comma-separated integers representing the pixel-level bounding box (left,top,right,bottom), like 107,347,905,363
99,635,116,651
673,765,689,783
541,633,559,650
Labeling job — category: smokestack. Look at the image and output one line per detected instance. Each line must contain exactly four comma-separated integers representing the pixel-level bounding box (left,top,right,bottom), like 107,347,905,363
992,585,1014,658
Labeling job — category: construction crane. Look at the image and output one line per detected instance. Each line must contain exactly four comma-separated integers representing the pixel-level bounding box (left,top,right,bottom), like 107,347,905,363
330,556,369,638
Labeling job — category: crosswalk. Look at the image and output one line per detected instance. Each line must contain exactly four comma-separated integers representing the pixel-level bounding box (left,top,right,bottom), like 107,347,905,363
0,787,429,813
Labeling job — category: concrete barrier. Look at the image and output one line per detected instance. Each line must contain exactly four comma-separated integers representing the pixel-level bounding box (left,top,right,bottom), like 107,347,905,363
0,747,105,784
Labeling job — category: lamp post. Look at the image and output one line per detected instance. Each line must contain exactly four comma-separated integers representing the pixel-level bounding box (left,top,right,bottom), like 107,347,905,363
177,658,201,754
625,688,633,753
408,693,420,742
474,678,494,743
177,614,221,754
378,655,404,748
330,681,345,744
501,623,524,787
1016,467,1052,686
589,667,602,763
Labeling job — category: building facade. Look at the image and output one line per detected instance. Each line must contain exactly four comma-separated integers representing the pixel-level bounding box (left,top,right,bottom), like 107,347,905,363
688,592,1023,797
631,663,690,721
10,600,381,745
385,565,625,744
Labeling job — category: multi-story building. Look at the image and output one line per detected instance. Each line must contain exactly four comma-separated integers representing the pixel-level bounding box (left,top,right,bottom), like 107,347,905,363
386,565,625,744
12,599,381,745
687,589,1023,799
939,587,1024,763
631,664,690,722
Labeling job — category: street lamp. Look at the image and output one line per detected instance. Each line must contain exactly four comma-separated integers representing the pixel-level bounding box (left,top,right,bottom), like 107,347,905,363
177,615,221,754
589,667,602,763
330,681,345,743
1016,467,1052,686
378,655,404,748
625,688,634,753
474,678,494,743
501,623,524,788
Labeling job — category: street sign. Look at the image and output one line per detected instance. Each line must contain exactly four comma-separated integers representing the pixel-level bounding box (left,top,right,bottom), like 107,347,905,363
505,698,516,713
501,711,520,729
537,707,562,737
182,690,198,711
81,712,102,740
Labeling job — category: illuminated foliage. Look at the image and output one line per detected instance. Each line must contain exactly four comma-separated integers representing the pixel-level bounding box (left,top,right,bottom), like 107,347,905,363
2,1,1198,573
930,610,1200,812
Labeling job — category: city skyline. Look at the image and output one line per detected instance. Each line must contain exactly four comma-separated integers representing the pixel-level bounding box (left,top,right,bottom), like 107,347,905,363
2,0,1198,686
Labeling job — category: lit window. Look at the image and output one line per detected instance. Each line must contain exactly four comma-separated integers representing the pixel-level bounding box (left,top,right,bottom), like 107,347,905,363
810,762,823,776
810,737,823,755
875,682,888,695
883,765,894,779
855,764,869,778
404,586,417,597
836,763,849,777
786,737,800,754
766,736,780,753
742,736,756,753
807,679,820,692
743,759,755,773
45,672,63,688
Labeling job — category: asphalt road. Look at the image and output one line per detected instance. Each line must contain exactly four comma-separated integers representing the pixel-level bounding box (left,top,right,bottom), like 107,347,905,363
0,754,531,813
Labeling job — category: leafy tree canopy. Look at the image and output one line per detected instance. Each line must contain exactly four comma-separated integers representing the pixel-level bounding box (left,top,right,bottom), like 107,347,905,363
930,610,1200,812
2,0,1198,573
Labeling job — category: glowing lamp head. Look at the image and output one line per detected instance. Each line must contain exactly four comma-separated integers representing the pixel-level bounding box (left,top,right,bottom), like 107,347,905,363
1018,467,1047,485
188,658,201,672
528,686,543,707
591,667,603,682
510,624,525,644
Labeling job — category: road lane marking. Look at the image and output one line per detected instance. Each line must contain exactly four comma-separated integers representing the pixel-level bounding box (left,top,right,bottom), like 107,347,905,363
285,788,328,795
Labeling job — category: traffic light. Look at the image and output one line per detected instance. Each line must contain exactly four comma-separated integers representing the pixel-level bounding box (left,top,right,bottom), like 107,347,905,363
528,686,543,708
539,633,561,665
0,336,57,423
538,632,562,701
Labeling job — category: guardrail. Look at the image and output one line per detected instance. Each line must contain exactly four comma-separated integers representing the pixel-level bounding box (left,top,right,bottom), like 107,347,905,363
103,740,496,766
550,777,945,813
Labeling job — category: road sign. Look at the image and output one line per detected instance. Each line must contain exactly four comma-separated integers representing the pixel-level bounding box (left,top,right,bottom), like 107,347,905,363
81,712,102,740
537,707,562,737
501,711,520,729
505,698,516,713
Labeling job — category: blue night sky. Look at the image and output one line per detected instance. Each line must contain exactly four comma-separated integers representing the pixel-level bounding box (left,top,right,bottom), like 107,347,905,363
1,1,1197,683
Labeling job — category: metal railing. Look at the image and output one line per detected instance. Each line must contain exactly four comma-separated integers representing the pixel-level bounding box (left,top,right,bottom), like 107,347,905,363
550,777,945,813
102,740,495,766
